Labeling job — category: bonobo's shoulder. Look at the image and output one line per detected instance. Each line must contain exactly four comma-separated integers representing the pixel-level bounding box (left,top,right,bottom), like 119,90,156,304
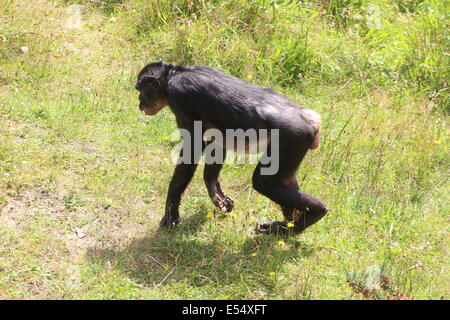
167,65,247,93
172,65,235,81
168,66,211,84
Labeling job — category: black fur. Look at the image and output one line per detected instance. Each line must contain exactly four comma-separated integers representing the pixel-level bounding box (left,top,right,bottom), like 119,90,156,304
136,62,328,235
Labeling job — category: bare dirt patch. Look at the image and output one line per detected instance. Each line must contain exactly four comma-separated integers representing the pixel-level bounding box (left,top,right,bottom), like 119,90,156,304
0,186,97,258
0,187,66,228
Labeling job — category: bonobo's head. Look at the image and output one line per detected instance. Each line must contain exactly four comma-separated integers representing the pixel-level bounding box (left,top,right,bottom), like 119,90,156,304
135,62,171,116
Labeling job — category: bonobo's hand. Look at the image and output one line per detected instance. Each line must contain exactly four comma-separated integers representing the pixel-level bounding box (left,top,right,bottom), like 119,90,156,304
160,214,181,228
212,193,234,213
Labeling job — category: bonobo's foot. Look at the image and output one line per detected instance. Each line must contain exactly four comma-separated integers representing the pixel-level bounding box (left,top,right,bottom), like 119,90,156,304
212,194,234,213
255,221,295,236
159,215,181,228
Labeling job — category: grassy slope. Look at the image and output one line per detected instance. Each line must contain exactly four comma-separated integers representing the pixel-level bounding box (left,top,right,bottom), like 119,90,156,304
0,0,448,299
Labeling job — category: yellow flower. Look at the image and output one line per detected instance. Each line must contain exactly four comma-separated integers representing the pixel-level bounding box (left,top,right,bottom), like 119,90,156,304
230,212,237,218
269,272,276,276
277,240,285,245
206,211,214,219
287,222,294,228
250,253,257,257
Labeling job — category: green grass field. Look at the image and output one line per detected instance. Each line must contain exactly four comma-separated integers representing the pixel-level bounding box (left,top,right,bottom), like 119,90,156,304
0,0,448,299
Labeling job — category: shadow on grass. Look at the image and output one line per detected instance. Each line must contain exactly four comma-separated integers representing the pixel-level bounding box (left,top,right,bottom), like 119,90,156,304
86,209,315,295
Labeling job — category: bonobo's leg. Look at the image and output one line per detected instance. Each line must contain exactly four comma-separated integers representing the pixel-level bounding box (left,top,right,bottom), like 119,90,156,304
160,138,202,228
203,145,234,213
253,139,328,236
280,176,299,221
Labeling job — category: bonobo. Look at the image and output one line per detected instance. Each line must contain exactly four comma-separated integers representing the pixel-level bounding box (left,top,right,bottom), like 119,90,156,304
135,61,328,236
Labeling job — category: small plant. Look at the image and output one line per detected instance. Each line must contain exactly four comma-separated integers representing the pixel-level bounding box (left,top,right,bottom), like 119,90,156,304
346,264,414,300
63,193,85,212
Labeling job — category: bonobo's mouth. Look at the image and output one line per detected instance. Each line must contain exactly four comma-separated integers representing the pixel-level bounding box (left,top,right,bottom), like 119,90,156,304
139,106,157,116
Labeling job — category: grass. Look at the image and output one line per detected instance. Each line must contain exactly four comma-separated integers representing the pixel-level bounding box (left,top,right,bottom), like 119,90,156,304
0,0,448,299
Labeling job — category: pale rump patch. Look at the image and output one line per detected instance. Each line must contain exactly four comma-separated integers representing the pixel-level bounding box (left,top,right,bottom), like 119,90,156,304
310,131,320,150
302,109,321,150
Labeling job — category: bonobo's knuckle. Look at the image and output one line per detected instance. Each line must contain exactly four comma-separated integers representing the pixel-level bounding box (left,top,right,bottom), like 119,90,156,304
160,215,181,228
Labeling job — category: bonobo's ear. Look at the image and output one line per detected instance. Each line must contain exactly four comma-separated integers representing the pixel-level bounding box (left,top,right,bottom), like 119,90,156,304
135,75,160,91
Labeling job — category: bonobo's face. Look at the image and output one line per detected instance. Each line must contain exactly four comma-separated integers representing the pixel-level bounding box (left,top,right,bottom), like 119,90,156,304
135,75,167,116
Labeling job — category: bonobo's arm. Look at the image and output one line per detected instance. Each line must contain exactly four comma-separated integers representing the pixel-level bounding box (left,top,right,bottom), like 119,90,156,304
160,118,201,228
160,157,198,228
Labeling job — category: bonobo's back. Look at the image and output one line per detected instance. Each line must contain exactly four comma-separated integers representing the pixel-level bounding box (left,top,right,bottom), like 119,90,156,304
167,65,315,134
